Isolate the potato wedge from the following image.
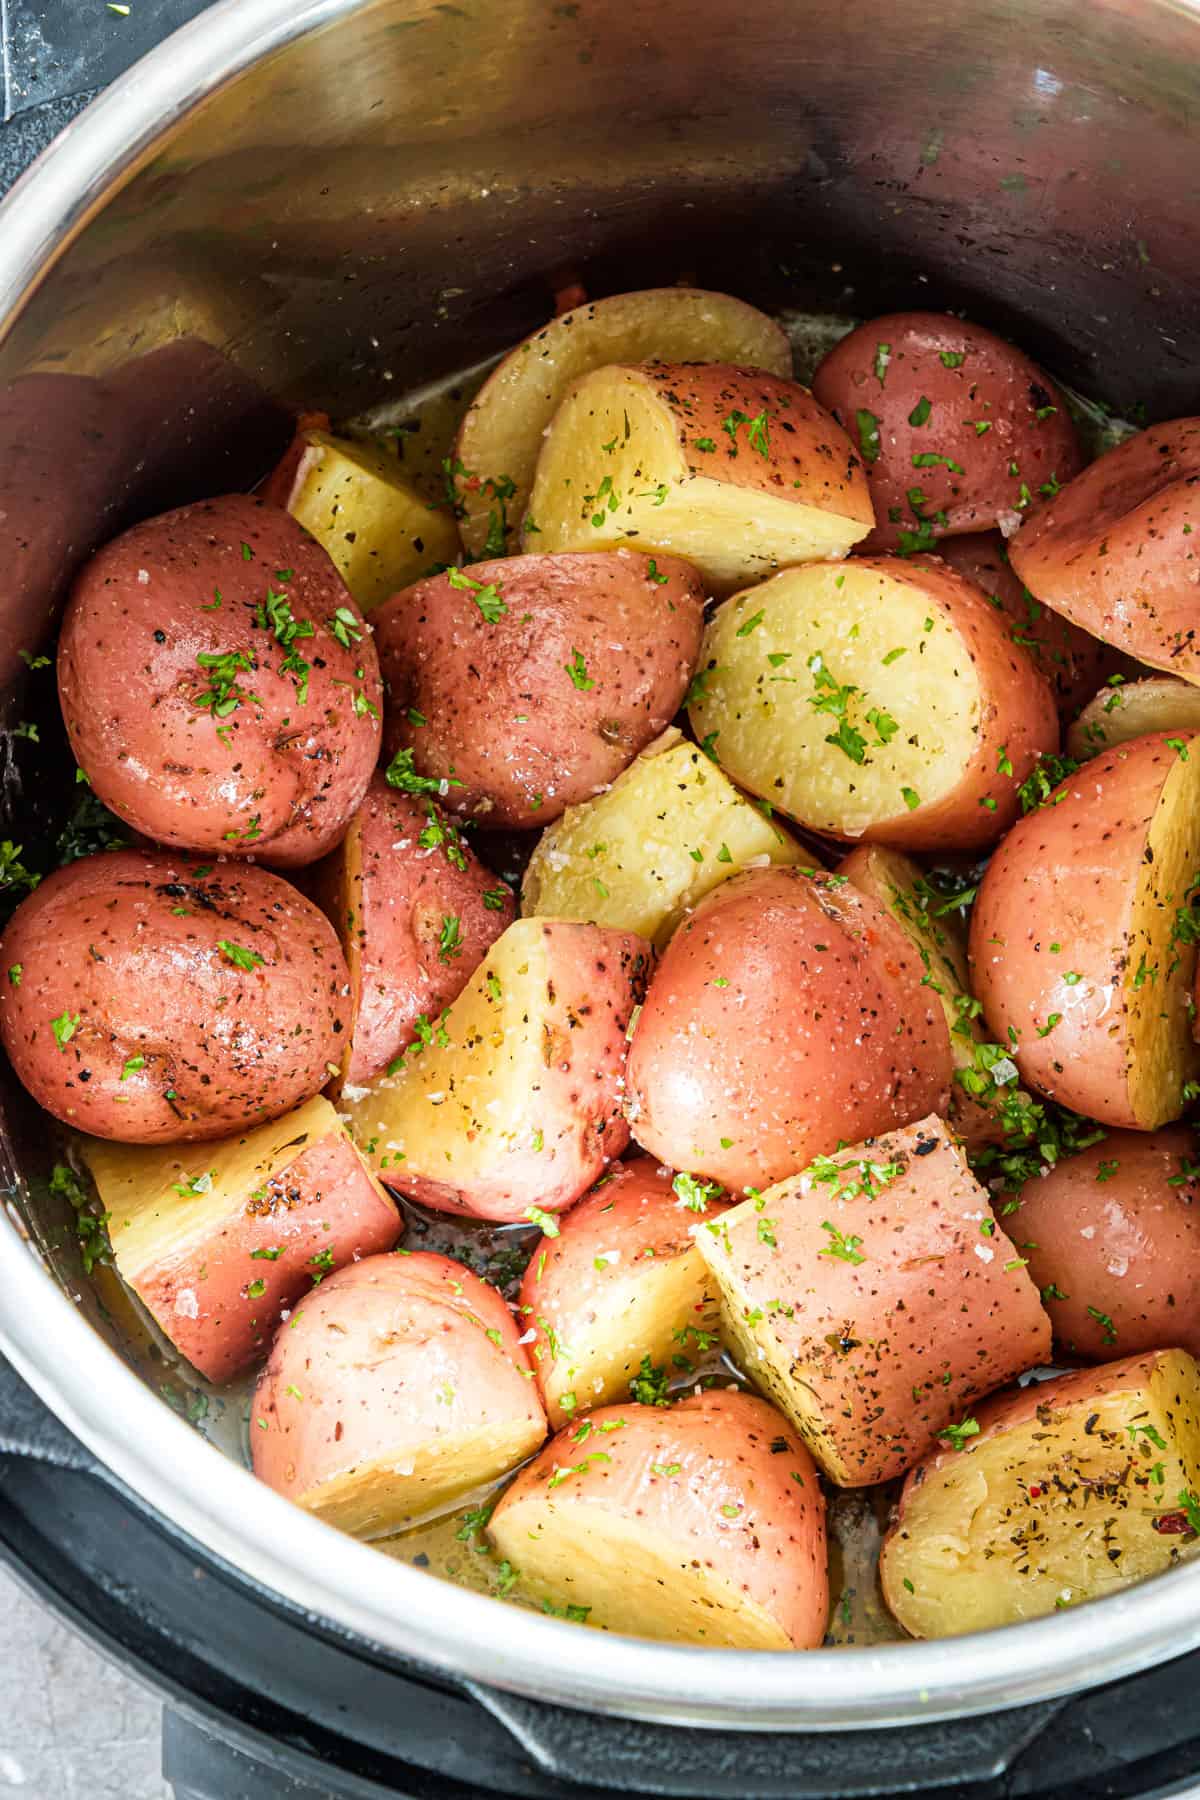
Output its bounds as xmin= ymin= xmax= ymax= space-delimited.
xmin=253 ymin=1251 xmax=546 ymax=1536
xmin=453 ymin=289 xmax=792 ymax=555
xmin=261 ymin=420 xmax=459 ymax=610
xmin=688 ymin=556 xmax=1057 ymax=851
xmin=341 ymin=918 xmax=650 ymax=1221
xmin=525 ymin=362 xmax=873 ymax=593
xmin=79 ymin=1096 xmax=400 ymax=1381
xmin=1067 ymin=675 xmax=1200 ymax=762
xmin=519 ymin=1156 xmax=726 ymax=1428
xmin=520 ymin=728 xmax=805 ymax=949
xmin=880 ymin=1350 xmax=1200 ymax=1636
xmin=968 ymin=732 xmax=1200 ymax=1128
xmin=695 ymin=1115 xmax=1050 ymax=1486
xmin=487 ymin=1392 xmax=827 ymax=1648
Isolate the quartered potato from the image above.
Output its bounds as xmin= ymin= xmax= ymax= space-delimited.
xmin=453 ymin=288 xmax=792 ymax=555
xmin=1067 ymin=675 xmax=1200 ymax=761
xmin=880 ymin=1350 xmax=1200 ymax=1636
xmin=487 ymin=1392 xmax=828 ymax=1648
xmin=969 ymin=732 xmax=1200 ymax=1129
xmin=520 ymin=728 xmax=805 ymax=948
xmin=525 ymin=362 xmax=873 ymax=593
xmin=688 ymin=556 xmax=1057 ymax=851
xmin=694 ymin=1115 xmax=1050 ymax=1486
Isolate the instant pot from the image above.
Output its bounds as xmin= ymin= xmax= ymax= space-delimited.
xmin=3 ymin=1 xmax=1200 ymax=1793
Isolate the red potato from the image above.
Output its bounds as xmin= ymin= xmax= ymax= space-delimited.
xmin=1014 ymin=1127 xmax=1200 ymax=1360
xmin=78 ymin=1095 xmax=400 ymax=1382
xmin=487 ymin=1392 xmax=827 ymax=1648
xmin=519 ymin=1156 xmax=727 ymax=1427
xmin=0 ymin=849 xmax=349 ymax=1144
xmin=935 ymin=532 xmax=1113 ymax=719
xmin=1009 ymin=419 xmax=1200 ymax=681
xmin=373 ymin=549 xmax=704 ymax=828
xmin=811 ymin=312 xmax=1083 ymax=553
xmin=341 ymin=918 xmax=650 ymax=1220
xmin=57 ymin=494 xmax=382 ymax=866
xmin=1067 ymin=675 xmax=1200 ymax=763
xmin=695 ymin=1115 xmax=1050 ymax=1486
xmin=314 ymin=774 xmax=514 ymax=1088
xmin=252 ymin=1251 xmax=546 ymax=1536
xmin=624 ymin=866 xmax=952 ymax=1194
xmin=968 ymin=732 xmax=1200 ymax=1129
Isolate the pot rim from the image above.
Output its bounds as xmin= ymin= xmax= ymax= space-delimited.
xmin=3 ymin=0 xmax=1200 ymax=1730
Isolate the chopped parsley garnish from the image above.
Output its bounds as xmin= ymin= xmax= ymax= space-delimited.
xmin=939 ymin=1417 xmax=980 ymax=1451
xmin=51 ymin=1010 xmax=80 ymax=1050
xmin=385 ymin=747 xmax=463 ymax=797
xmin=193 ymin=649 xmax=258 ymax=718
xmin=447 ymin=565 xmax=507 ymax=622
xmin=908 ymin=396 xmax=932 ymax=427
xmin=217 ymin=941 xmax=265 ymax=972
xmin=437 ymin=915 xmax=463 ymax=962
xmin=629 ymin=1355 xmax=670 ymax=1406
xmin=855 ymin=408 xmax=882 ymax=464
xmin=326 ymin=605 xmax=363 ymax=649
xmin=525 ymin=1204 xmax=561 ymax=1238
xmin=672 ymin=1171 xmax=724 ymax=1212
xmin=119 ymin=1054 xmax=145 ymax=1081
xmin=565 ymin=648 xmax=595 ymax=691
xmin=255 ymin=585 xmax=315 ymax=700
xmin=818 ymin=1219 xmax=866 ymax=1265
xmin=1017 ymin=752 xmax=1079 ymax=814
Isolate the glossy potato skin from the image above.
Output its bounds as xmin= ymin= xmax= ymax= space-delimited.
xmin=811 ymin=313 xmax=1083 ymax=552
xmin=0 ymin=850 xmax=350 ymax=1142
xmin=374 ymin=549 xmax=704 ymax=828
xmin=1009 ymin=420 xmax=1200 ymax=680
xmin=488 ymin=1391 xmax=828 ymax=1649
xmin=316 ymin=775 xmax=514 ymax=1085
xmin=625 ymin=867 xmax=952 ymax=1192
xmin=57 ymin=494 xmax=382 ymax=865
xmin=1016 ymin=1127 xmax=1200 ymax=1360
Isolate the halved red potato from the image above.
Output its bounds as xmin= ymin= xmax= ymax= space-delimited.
xmin=810 ymin=311 xmax=1083 ymax=553
xmin=341 ymin=918 xmax=650 ymax=1220
xmin=520 ymin=728 xmax=805 ymax=949
xmin=487 ymin=1391 xmax=827 ymax=1647
xmin=453 ymin=288 xmax=792 ymax=555
xmin=687 ymin=556 xmax=1058 ymax=852
xmin=968 ymin=732 xmax=1200 ymax=1128
xmin=880 ymin=1349 xmax=1200 ymax=1636
xmin=696 ymin=1115 xmax=1049 ymax=1486
xmin=373 ymin=549 xmax=704 ymax=829
xmin=261 ymin=416 xmax=459 ymax=608
xmin=935 ymin=532 xmax=1113 ymax=719
xmin=1014 ymin=1127 xmax=1200 ymax=1360
xmin=0 ymin=849 xmax=349 ymax=1144
xmin=525 ymin=363 xmax=874 ymax=594
xmin=624 ymin=866 xmax=951 ymax=1193
xmin=314 ymin=774 xmax=513 ymax=1089
xmin=1009 ymin=420 xmax=1200 ymax=681
xmin=56 ymin=495 xmax=382 ymax=866
xmin=78 ymin=1095 xmax=400 ymax=1381
xmin=519 ymin=1156 xmax=727 ymax=1428
xmin=1067 ymin=675 xmax=1200 ymax=762
xmin=252 ymin=1251 xmax=546 ymax=1536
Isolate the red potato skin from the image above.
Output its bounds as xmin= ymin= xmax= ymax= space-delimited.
xmin=57 ymin=494 xmax=382 ymax=866
xmin=252 ymin=1250 xmax=544 ymax=1506
xmin=0 ymin=850 xmax=349 ymax=1143
xmin=935 ymin=532 xmax=1115 ymax=719
xmin=489 ymin=1391 xmax=828 ymax=1649
xmin=811 ymin=313 xmax=1083 ymax=553
xmin=373 ymin=549 xmax=704 ymax=828
xmin=624 ymin=867 xmax=952 ymax=1193
xmin=128 ymin=1131 xmax=401 ymax=1383
xmin=1015 ymin=1127 xmax=1200 ymax=1360
xmin=315 ymin=775 xmax=514 ymax=1085
xmin=1008 ymin=419 xmax=1200 ymax=681
xmin=967 ymin=733 xmax=1184 ymax=1126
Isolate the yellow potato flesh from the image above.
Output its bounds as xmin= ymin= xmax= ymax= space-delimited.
xmin=1127 ymin=743 xmax=1200 ymax=1128
xmin=883 ymin=1352 xmax=1200 ymax=1637
xmin=1068 ymin=677 xmax=1200 ymax=762
xmin=525 ymin=368 xmax=864 ymax=592
xmin=689 ymin=564 xmax=980 ymax=834
xmin=521 ymin=730 xmax=803 ymax=949
xmin=455 ymin=287 xmax=792 ymax=556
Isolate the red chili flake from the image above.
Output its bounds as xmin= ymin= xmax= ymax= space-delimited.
xmin=1152 ymin=1511 xmax=1194 ymax=1535
xmin=1028 ymin=1484 xmax=1043 ymax=1499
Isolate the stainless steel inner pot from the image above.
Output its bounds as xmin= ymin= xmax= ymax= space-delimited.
xmin=1 ymin=0 xmax=1199 ymax=1732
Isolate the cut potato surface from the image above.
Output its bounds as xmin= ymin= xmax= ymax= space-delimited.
xmin=881 ymin=1350 xmax=1200 ymax=1637
xmin=520 ymin=729 xmax=804 ymax=948
xmin=1067 ymin=676 xmax=1200 ymax=762
xmin=695 ymin=1115 xmax=1050 ymax=1486
xmin=525 ymin=362 xmax=873 ymax=593
xmin=688 ymin=556 xmax=1057 ymax=850
xmin=453 ymin=288 xmax=792 ymax=555
xmin=969 ymin=733 xmax=1200 ymax=1129
xmin=487 ymin=1392 xmax=827 ymax=1647
xmin=341 ymin=918 xmax=649 ymax=1220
